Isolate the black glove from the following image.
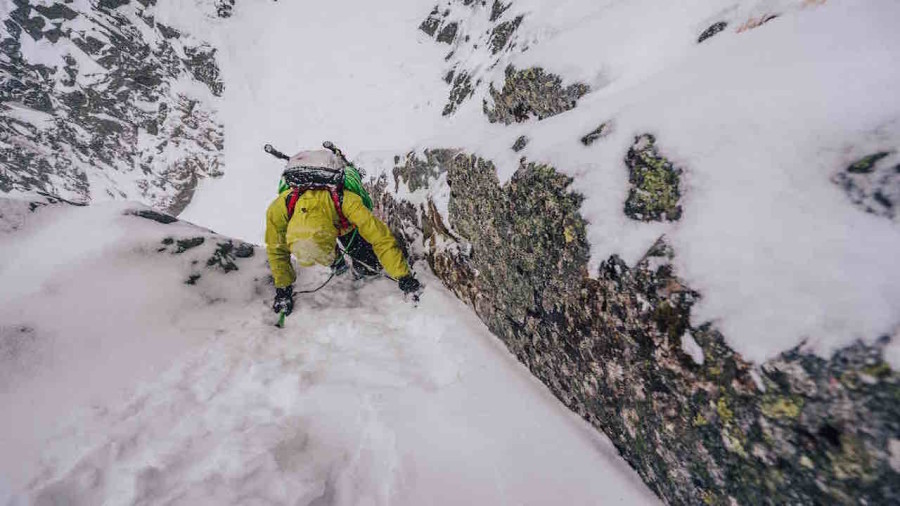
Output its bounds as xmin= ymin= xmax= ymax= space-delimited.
xmin=398 ymin=275 xmax=422 ymax=296
xmin=273 ymin=285 xmax=294 ymax=315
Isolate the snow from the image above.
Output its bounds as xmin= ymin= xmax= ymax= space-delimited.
xmin=5 ymin=0 xmax=900 ymax=501
xmin=0 ymin=200 xmax=656 ymax=504
xmin=681 ymin=332 xmax=705 ymax=366
xmin=182 ymin=0 xmax=900 ymax=366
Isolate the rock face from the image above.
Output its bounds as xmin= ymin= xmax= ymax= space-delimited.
xmin=418 ymin=0 xmax=587 ymax=121
xmin=373 ymin=150 xmax=900 ymax=505
xmin=484 ymin=66 xmax=589 ymax=124
xmin=0 ymin=0 xmax=224 ymax=214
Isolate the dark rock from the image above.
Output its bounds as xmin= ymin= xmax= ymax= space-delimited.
xmin=156 ymin=23 xmax=180 ymax=39
xmin=370 ymin=149 xmax=900 ymax=505
xmin=419 ymin=7 xmax=441 ymax=37
xmin=183 ymin=45 xmax=223 ymax=97
xmin=488 ymin=15 xmax=522 ymax=54
xmin=127 ymin=209 xmax=176 ymax=224
xmin=580 ymin=122 xmax=611 ymax=146
xmin=848 ymin=152 xmax=890 ymax=174
xmin=33 ymin=4 xmax=78 ymax=20
xmin=98 ymin=0 xmax=130 ymax=9
xmin=484 ymin=66 xmax=589 ymax=124
xmin=185 ymin=273 xmax=201 ymax=285
xmin=489 ymin=0 xmax=511 ymax=22
xmin=175 ymin=237 xmax=205 ymax=253
xmin=206 ymin=240 xmax=254 ymax=272
xmin=443 ymin=71 xmax=474 ymax=116
xmin=215 ymin=0 xmax=235 ymax=18
xmin=833 ymin=152 xmax=898 ymax=221
xmin=233 ymin=242 xmax=255 ymax=258
xmin=698 ymin=21 xmax=728 ymax=43
xmin=624 ymin=134 xmax=683 ymax=222
xmin=512 ymin=135 xmax=528 ymax=152
xmin=436 ymin=22 xmax=458 ymax=44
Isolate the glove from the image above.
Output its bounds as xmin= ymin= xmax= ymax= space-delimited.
xmin=398 ymin=275 xmax=422 ymax=298
xmin=273 ymin=285 xmax=294 ymax=315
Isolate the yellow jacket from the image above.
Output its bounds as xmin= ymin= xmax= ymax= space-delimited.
xmin=265 ymin=189 xmax=410 ymax=287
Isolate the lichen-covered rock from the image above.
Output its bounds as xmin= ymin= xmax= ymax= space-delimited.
xmin=370 ymin=149 xmax=900 ymax=505
xmin=0 ymin=0 xmax=224 ymax=214
xmin=624 ymin=134 xmax=683 ymax=222
xmin=833 ymin=151 xmax=898 ymax=221
xmin=393 ymin=149 xmax=459 ymax=192
xmin=484 ymin=66 xmax=589 ymax=124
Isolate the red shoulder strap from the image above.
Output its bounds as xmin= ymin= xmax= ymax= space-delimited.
xmin=286 ymin=188 xmax=301 ymax=220
xmin=330 ymin=188 xmax=352 ymax=230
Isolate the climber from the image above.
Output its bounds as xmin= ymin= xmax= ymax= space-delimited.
xmin=265 ymin=148 xmax=421 ymax=316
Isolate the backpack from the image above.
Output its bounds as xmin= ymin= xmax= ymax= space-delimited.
xmin=277 ymin=149 xmax=374 ymax=230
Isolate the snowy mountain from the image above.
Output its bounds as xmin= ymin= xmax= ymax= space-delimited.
xmin=3 ymin=0 xmax=900 ymax=504
xmin=1 ymin=0 xmax=224 ymax=213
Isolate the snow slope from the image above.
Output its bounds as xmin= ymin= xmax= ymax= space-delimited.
xmin=182 ymin=0 xmax=900 ymax=367
xmin=0 ymin=200 xmax=657 ymax=504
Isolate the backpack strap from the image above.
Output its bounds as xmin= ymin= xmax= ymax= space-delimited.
xmin=329 ymin=187 xmax=352 ymax=230
xmin=286 ymin=187 xmax=301 ymax=220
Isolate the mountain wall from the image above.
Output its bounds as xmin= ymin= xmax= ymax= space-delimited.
xmin=363 ymin=2 xmax=900 ymax=504
xmin=1 ymin=0 xmax=226 ymax=214
xmin=372 ymin=146 xmax=900 ymax=506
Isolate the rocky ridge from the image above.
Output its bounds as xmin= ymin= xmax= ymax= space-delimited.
xmin=418 ymin=1 xmax=589 ymax=121
xmin=1 ymin=0 xmax=225 ymax=214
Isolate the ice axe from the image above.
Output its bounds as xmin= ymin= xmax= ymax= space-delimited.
xmin=264 ymin=144 xmax=290 ymax=161
xmin=322 ymin=140 xmax=349 ymax=165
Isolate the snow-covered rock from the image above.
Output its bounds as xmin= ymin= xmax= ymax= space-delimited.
xmin=0 ymin=0 xmax=224 ymax=213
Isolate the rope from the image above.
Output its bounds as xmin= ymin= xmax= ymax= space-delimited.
xmin=294 ymin=270 xmax=336 ymax=294
xmin=336 ymin=240 xmax=399 ymax=282
xmin=294 ymin=235 xmax=395 ymax=297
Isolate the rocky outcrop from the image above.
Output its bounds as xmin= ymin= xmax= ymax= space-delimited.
xmin=834 ymin=151 xmax=898 ymax=222
xmin=372 ymin=150 xmax=900 ymax=505
xmin=624 ymin=134 xmax=683 ymax=222
xmin=0 ymin=0 xmax=224 ymax=214
xmin=418 ymin=1 xmax=537 ymax=117
xmin=484 ymin=66 xmax=589 ymax=124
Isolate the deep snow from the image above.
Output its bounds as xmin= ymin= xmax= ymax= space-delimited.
xmin=0 ymin=200 xmax=657 ymax=504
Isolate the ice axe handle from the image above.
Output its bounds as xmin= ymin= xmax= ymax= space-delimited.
xmin=322 ymin=141 xmax=350 ymax=165
xmin=264 ymin=144 xmax=290 ymax=161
